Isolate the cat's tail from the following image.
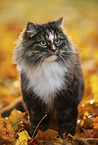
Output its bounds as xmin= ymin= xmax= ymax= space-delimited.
xmin=0 ymin=97 xmax=26 ymax=117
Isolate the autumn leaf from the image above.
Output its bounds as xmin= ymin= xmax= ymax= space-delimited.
xmin=93 ymin=117 xmax=98 ymax=130
xmin=36 ymin=129 xmax=58 ymax=144
xmin=0 ymin=114 xmax=15 ymax=144
xmin=93 ymin=117 xmax=98 ymax=138
xmin=0 ymin=0 xmax=98 ymax=145
xmin=8 ymin=109 xmax=26 ymax=132
xmin=15 ymin=130 xmax=31 ymax=145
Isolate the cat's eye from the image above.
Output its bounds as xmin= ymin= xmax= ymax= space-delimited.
xmin=40 ymin=41 xmax=47 ymax=46
xmin=55 ymin=39 xmax=61 ymax=45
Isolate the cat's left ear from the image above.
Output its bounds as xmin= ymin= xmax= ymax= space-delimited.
xmin=54 ymin=17 xmax=63 ymax=28
xmin=26 ymin=22 xmax=39 ymax=37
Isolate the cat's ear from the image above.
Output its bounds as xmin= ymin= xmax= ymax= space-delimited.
xmin=54 ymin=17 xmax=63 ymax=28
xmin=26 ymin=22 xmax=38 ymax=37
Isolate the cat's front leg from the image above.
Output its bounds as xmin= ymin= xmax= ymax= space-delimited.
xmin=58 ymin=108 xmax=78 ymax=139
xmin=28 ymin=107 xmax=49 ymax=137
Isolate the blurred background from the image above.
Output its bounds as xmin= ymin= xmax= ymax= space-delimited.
xmin=0 ymin=0 xmax=98 ymax=110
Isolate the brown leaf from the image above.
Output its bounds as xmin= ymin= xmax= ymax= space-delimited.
xmin=93 ymin=117 xmax=98 ymax=138
xmin=36 ymin=129 xmax=58 ymax=145
xmin=0 ymin=114 xmax=15 ymax=144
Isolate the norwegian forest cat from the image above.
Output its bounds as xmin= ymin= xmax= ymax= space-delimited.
xmin=14 ymin=18 xmax=84 ymax=138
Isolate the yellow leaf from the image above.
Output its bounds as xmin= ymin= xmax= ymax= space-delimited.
xmin=8 ymin=109 xmax=26 ymax=131
xmin=15 ymin=130 xmax=31 ymax=145
xmin=80 ymin=119 xmax=84 ymax=127
xmin=83 ymin=111 xmax=89 ymax=120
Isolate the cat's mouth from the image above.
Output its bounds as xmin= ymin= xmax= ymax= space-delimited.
xmin=45 ymin=55 xmax=58 ymax=62
xmin=45 ymin=49 xmax=60 ymax=62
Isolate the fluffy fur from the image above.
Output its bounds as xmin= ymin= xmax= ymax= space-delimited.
xmin=26 ymin=61 xmax=67 ymax=104
xmin=14 ymin=18 xmax=84 ymax=138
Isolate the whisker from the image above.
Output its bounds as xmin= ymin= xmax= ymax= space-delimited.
xmin=67 ymin=57 xmax=75 ymax=64
xmin=61 ymin=53 xmax=75 ymax=65
xmin=32 ymin=53 xmax=46 ymax=66
xmin=32 ymin=51 xmax=46 ymax=54
xmin=61 ymin=53 xmax=69 ymax=57
xmin=37 ymin=55 xmax=46 ymax=68
xmin=59 ymin=55 xmax=68 ymax=66
xmin=66 ymin=51 xmax=77 ymax=53
xmin=32 ymin=54 xmax=43 ymax=64
xmin=61 ymin=50 xmax=77 ymax=54
xmin=61 ymin=50 xmax=82 ymax=58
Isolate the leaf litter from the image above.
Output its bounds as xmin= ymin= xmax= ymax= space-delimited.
xmin=0 ymin=0 xmax=98 ymax=144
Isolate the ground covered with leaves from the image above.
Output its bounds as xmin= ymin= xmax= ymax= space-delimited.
xmin=0 ymin=0 xmax=98 ymax=144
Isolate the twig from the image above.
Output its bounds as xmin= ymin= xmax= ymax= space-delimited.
xmin=0 ymin=97 xmax=22 ymax=115
xmin=85 ymin=138 xmax=98 ymax=142
xmin=68 ymin=134 xmax=90 ymax=145
xmin=28 ymin=114 xmax=47 ymax=145
xmin=14 ymin=127 xmax=24 ymax=138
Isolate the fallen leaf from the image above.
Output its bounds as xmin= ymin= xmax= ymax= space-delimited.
xmin=0 ymin=114 xmax=15 ymax=144
xmin=36 ymin=129 xmax=58 ymax=145
xmin=8 ymin=109 xmax=26 ymax=132
xmin=15 ymin=129 xmax=31 ymax=145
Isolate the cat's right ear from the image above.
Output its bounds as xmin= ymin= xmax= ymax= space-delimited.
xmin=26 ymin=22 xmax=38 ymax=37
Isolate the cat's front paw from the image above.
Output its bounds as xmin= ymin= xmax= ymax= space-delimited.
xmin=39 ymin=124 xmax=48 ymax=132
xmin=58 ymin=124 xmax=76 ymax=139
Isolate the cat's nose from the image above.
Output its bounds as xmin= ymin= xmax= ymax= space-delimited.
xmin=51 ymin=45 xmax=57 ymax=53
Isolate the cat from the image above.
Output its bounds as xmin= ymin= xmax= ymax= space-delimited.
xmin=14 ymin=18 xmax=84 ymax=138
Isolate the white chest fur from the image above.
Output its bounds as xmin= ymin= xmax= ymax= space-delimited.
xmin=24 ymin=61 xmax=67 ymax=104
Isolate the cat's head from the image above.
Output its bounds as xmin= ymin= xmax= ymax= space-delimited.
xmin=15 ymin=18 xmax=76 ymax=70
